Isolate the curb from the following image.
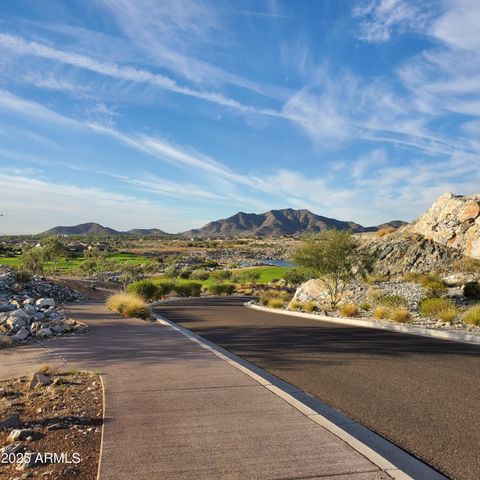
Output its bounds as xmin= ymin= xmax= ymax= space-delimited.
xmin=153 ymin=312 xmax=447 ymax=480
xmin=96 ymin=374 xmax=106 ymax=480
xmin=246 ymin=302 xmax=480 ymax=346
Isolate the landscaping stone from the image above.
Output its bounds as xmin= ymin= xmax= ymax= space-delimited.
xmin=29 ymin=372 xmax=52 ymax=389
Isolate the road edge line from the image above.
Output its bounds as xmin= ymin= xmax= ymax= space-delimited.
xmin=153 ymin=312 xmax=447 ymax=480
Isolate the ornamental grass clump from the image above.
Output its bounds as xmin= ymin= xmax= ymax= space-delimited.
xmin=268 ymin=298 xmax=286 ymax=309
xmin=462 ymin=305 xmax=480 ymax=326
xmin=259 ymin=290 xmax=291 ymax=307
xmin=390 ymin=308 xmax=411 ymax=323
xmin=106 ymin=292 xmax=151 ymax=320
xmin=207 ymin=283 xmax=235 ymax=295
xmin=420 ymin=297 xmax=456 ymax=319
xmin=339 ymin=303 xmax=358 ymax=317
xmin=373 ymin=306 xmax=388 ymax=319
xmin=303 ymin=301 xmax=318 ymax=313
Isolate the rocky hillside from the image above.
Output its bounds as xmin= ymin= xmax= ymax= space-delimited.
xmin=183 ymin=208 xmax=405 ymax=238
xmin=408 ymin=192 xmax=480 ymax=259
xmin=360 ymin=230 xmax=465 ymax=275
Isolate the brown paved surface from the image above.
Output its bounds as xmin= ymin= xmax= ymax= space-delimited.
xmin=0 ymin=302 xmax=394 ymax=480
xmin=155 ymin=296 xmax=480 ymax=480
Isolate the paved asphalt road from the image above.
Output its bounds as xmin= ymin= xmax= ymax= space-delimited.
xmin=155 ymin=297 xmax=480 ymax=480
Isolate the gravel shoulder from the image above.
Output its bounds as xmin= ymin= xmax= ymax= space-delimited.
xmin=0 ymin=370 xmax=103 ymax=480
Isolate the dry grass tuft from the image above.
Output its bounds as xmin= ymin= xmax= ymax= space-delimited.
xmin=106 ymin=292 xmax=151 ymax=320
xmin=390 ymin=308 xmax=411 ymax=323
xmin=373 ymin=306 xmax=388 ymax=319
xmin=462 ymin=305 xmax=480 ymax=326
xmin=339 ymin=303 xmax=359 ymax=317
xmin=376 ymin=226 xmax=396 ymax=237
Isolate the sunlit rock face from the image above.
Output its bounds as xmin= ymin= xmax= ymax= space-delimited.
xmin=410 ymin=192 xmax=480 ymax=259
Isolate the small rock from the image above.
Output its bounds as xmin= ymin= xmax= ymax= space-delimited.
xmin=0 ymin=442 xmax=23 ymax=455
xmin=36 ymin=298 xmax=55 ymax=309
xmin=0 ymin=413 xmax=21 ymax=431
xmin=29 ymin=372 xmax=52 ymax=389
xmin=8 ymin=428 xmax=35 ymax=442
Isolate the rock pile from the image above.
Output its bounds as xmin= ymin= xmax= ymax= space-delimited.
xmin=0 ymin=269 xmax=87 ymax=347
xmin=409 ymin=192 xmax=480 ymax=259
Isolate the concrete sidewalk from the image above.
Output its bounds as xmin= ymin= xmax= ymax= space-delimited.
xmin=2 ymin=302 xmax=393 ymax=480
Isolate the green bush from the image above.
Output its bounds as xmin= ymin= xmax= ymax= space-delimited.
xmin=179 ymin=268 xmax=192 ymax=279
xmin=377 ymin=295 xmax=408 ymax=309
xmin=283 ymin=269 xmax=308 ymax=285
xmin=156 ymin=281 xmax=176 ymax=297
xmin=127 ymin=280 xmax=159 ymax=301
xmin=163 ymin=264 xmax=179 ymax=278
xmin=16 ymin=270 xmax=32 ymax=285
xmin=462 ymin=305 xmax=480 ymax=326
xmin=190 ymin=269 xmax=210 ymax=281
xmin=174 ymin=282 xmax=202 ymax=297
xmin=212 ymin=270 xmax=232 ymax=282
xmin=207 ymin=283 xmax=235 ymax=295
xmin=420 ymin=297 xmax=456 ymax=318
xmin=463 ymin=282 xmax=480 ymax=300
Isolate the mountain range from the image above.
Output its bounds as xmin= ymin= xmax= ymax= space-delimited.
xmin=41 ymin=210 xmax=407 ymax=237
xmin=42 ymin=223 xmax=170 ymax=237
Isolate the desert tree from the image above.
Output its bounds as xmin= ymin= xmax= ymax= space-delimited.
xmin=292 ymin=230 xmax=375 ymax=309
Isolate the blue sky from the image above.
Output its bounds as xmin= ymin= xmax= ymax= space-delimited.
xmin=1 ymin=0 xmax=479 ymax=234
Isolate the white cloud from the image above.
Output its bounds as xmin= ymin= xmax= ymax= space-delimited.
xmin=353 ymin=0 xmax=430 ymax=42
xmin=0 ymin=174 xmax=197 ymax=234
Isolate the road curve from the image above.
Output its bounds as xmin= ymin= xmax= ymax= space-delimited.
xmin=155 ymin=296 xmax=480 ymax=480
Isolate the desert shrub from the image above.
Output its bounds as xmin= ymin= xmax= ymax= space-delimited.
xmin=127 ymin=280 xmax=158 ymax=301
xmin=463 ymin=281 xmax=480 ymax=300
xmin=340 ymin=303 xmax=358 ymax=317
xmin=374 ymin=306 xmax=388 ymax=319
xmin=234 ymin=270 xmax=261 ymax=284
xmin=208 ymin=283 xmax=235 ymax=295
xmin=106 ymin=292 xmax=150 ymax=319
xmin=174 ymin=282 xmax=202 ymax=297
xmin=179 ymin=268 xmax=192 ymax=279
xmin=452 ymin=257 xmax=480 ymax=274
xmin=283 ymin=269 xmax=309 ymax=285
xmin=462 ymin=305 xmax=480 ymax=326
xmin=390 ymin=308 xmax=411 ymax=323
xmin=190 ymin=269 xmax=210 ymax=281
xmin=375 ymin=226 xmax=396 ymax=237
xmin=303 ymin=301 xmax=318 ymax=313
xmin=268 ymin=298 xmax=286 ymax=309
xmin=420 ymin=297 xmax=456 ymax=318
xmin=18 ymin=247 xmax=44 ymax=275
xmin=156 ymin=281 xmax=176 ymax=297
xmin=359 ymin=302 xmax=371 ymax=311
xmin=377 ymin=295 xmax=408 ymax=309
xmin=212 ymin=270 xmax=233 ymax=282
xmin=438 ymin=307 xmax=458 ymax=323
xmin=402 ymin=272 xmax=422 ymax=283
xmin=163 ymin=264 xmax=179 ymax=278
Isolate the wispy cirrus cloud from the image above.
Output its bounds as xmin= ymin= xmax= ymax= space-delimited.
xmin=353 ymin=0 xmax=431 ymax=42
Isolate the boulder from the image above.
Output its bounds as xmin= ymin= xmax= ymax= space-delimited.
xmin=0 ymin=442 xmax=23 ymax=455
xmin=7 ymin=316 xmax=27 ymax=330
xmin=13 ymin=327 xmax=29 ymax=342
xmin=0 ymin=303 xmax=16 ymax=313
xmin=293 ymin=279 xmax=329 ymax=303
xmin=36 ymin=298 xmax=55 ymax=309
xmin=409 ymin=192 xmax=480 ymax=259
xmin=35 ymin=328 xmax=53 ymax=339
